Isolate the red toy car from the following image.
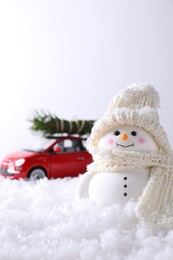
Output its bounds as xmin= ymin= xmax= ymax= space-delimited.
xmin=0 ymin=135 xmax=92 ymax=180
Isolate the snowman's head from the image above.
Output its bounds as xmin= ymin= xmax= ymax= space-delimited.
xmin=98 ymin=125 xmax=159 ymax=152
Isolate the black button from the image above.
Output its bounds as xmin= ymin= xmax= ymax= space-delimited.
xmin=124 ymin=185 xmax=127 ymax=188
xmin=124 ymin=193 xmax=127 ymax=196
xmin=124 ymin=177 xmax=127 ymax=180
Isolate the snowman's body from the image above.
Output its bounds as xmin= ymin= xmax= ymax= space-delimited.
xmin=79 ymin=125 xmax=159 ymax=206
xmin=88 ymin=168 xmax=150 ymax=206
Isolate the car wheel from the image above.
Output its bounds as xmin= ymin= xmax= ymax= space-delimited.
xmin=28 ymin=168 xmax=46 ymax=180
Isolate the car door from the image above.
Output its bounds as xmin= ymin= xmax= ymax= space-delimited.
xmin=49 ymin=139 xmax=92 ymax=178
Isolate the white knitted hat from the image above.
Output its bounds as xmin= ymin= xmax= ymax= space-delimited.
xmin=88 ymin=82 xmax=171 ymax=153
xmin=88 ymin=82 xmax=173 ymax=228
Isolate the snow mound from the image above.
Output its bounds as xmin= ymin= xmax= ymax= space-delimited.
xmin=0 ymin=176 xmax=172 ymax=260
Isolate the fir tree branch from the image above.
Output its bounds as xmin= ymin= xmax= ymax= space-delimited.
xmin=30 ymin=111 xmax=95 ymax=136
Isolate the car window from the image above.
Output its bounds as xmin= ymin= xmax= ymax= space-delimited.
xmin=64 ymin=140 xmax=73 ymax=150
xmin=81 ymin=139 xmax=87 ymax=150
xmin=63 ymin=140 xmax=78 ymax=152
xmin=53 ymin=139 xmax=86 ymax=153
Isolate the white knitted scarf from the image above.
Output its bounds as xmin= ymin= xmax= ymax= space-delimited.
xmin=87 ymin=148 xmax=173 ymax=227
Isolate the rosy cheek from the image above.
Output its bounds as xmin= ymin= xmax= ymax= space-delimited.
xmin=108 ymin=139 xmax=114 ymax=145
xmin=138 ymin=137 xmax=146 ymax=144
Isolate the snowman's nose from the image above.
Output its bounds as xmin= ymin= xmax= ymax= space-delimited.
xmin=121 ymin=133 xmax=128 ymax=140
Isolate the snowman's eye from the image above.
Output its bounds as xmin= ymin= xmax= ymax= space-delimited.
xmin=114 ymin=130 xmax=120 ymax=136
xmin=131 ymin=131 xmax=137 ymax=136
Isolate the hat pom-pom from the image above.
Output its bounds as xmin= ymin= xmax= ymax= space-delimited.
xmin=107 ymin=82 xmax=160 ymax=113
xmin=124 ymin=82 xmax=160 ymax=109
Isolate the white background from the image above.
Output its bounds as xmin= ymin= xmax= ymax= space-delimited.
xmin=0 ymin=3 xmax=173 ymax=258
xmin=0 ymin=0 xmax=173 ymax=158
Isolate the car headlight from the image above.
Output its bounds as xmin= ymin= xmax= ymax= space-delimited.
xmin=15 ymin=158 xmax=25 ymax=167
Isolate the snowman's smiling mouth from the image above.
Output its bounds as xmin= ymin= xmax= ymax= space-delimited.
xmin=116 ymin=143 xmax=134 ymax=148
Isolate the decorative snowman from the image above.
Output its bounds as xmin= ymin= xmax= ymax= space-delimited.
xmin=88 ymin=125 xmax=159 ymax=206
xmin=78 ymin=83 xmax=173 ymax=227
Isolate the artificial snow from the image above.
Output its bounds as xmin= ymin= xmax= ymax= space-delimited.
xmin=0 ymin=176 xmax=172 ymax=260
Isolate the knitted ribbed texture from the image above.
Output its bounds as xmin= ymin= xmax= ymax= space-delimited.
xmin=89 ymin=83 xmax=170 ymax=153
xmin=88 ymin=149 xmax=173 ymax=172
xmin=87 ymin=149 xmax=173 ymax=227
xmin=86 ymin=82 xmax=173 ymax=227
xmin=89 ymin=109 xmax=170 ymax=152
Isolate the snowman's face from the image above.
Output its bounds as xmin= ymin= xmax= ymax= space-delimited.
xmin=98 ymin=125 xmax=159 ymax=152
